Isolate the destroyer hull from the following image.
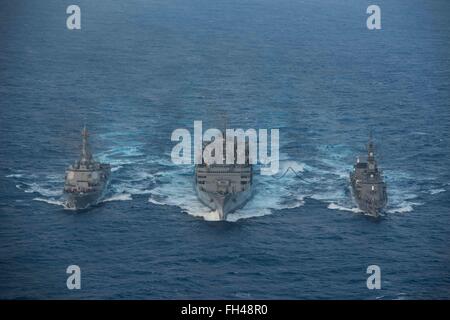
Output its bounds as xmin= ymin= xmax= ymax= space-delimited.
xmin=64 ymin=192 xmax=101 ymax=210
xmin=195 ymin=185 xmax=252 ymax=220
xmin=63 ymin=180 xmax=109 ymax=210
xmin=352 ymin=195 xmax=386 ymax=217
xmin=350 ymin=174 xmax=387 ymax=217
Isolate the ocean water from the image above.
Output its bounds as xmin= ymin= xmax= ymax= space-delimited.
xmin=1 ymin=0 xmax=449 ymax=299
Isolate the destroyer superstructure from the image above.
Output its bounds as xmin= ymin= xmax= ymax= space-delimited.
xmin=63 ymin=127 xmax=111 ymax=209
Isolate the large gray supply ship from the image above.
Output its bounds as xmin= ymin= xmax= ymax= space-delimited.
xmin=195 ymin=135 xmax=253 ymax=221
xmin=350 ymin=136 xmax=387 ymax=216
xmin=63 ymin=127 xmax=111 ymax=209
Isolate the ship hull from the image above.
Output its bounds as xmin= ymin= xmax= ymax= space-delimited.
xmin=350 ymin=173 xmax=387 ymax=217
xmin=195 ymin=185 xmax=252 ymax=220
xmin=63 ymin=127 xmax=111 ymax=210
xmin=64 ymin=191 xmax=102 ymax=210
xmin=352 ymin=195 xmax=386 ymax=217
xmin=63 ymin=179 xmax=110 ymax=210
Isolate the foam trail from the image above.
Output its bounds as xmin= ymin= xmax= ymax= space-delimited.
xmin=304 ymin=144 xmax=434 ymax=215
xmin=327 ymin=203 xmax=362 ymax=213
xmin=103 ymin=193 xmax=132 ymax=202
xmin=387 ymin=201 xmax=423 ymax=214
xmin=22 ymin=183 xmax=62 ymax=197
xmin=33 ymin=197 xmax=67 ymax=207
xmin=6 ymin=131 xmax=160 ymax=209
xmin=148 ymin=159 xmax=308 ymax=222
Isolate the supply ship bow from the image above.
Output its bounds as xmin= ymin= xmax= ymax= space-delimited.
xmin=195 ymin=134 xmax=253 ymax=220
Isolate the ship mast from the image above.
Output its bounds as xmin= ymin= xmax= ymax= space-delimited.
xmin=367 ymin=131 xmax=375 ymax=162
xmin=367 ymin=131 xmax=377 ymax=171
xmin=80 ymin=126 xmax=93 ymax=164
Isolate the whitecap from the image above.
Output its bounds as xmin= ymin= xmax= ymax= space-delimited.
xmin=111 ymin=165 xmax=123 ymax=172
xmin=6 ymin=174 xmax=24 ymax=178
xmin=429 ymin=188 xmax=445 ymax=195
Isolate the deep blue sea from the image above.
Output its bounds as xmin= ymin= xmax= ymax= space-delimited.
xmin=1 ymin=0 xmax=449 ymax=299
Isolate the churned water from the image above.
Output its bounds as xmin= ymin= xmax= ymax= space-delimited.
xmin=0 ymin=0 xmax=449 ymax=299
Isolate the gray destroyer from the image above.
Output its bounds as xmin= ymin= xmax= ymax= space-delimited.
xmin=350 ymin=137 xmax=387 ymax=216
xmin=63 ymin=127 xmax=111 ymax=209
xmin=195 ymin=136 xmax=253 ymax=221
